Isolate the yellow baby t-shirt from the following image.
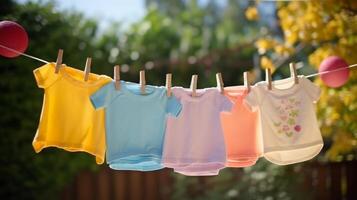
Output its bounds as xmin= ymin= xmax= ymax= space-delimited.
xmin=33 ymin=63 xmax=111 ymax=164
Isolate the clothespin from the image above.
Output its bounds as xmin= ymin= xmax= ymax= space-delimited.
xmin=265 ymin=68 xmax=272 ymax=90
xmin=54 ymin=49 xmax=63 ymax=74
xmin=84 ymin=57 xmax=92 ymax=82
xmin=190 ymin=74 xmax=198 ymax=97
xmin=289 ymin=62 xmax=299 ymax=84
xmin=216 ymin=73 xmax=224 ymax=94
xmin=140 ymin=70 xmax=146 ymax=94
xmin=114 ymin=65 xmax=121 ymax=90
xmin=243 ymin=71 xmax=250 ymax=93
xmin=166 ymin=73 xmax=172 ymax=97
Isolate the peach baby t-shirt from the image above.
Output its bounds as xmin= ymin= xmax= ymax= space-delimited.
xmin=33 ymin=63 xmax=111 ymax=164
xmin=220 ymin=86 xmax=263 ymax=167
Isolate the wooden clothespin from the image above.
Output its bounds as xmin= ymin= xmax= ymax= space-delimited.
xmin=114 ymin=65 xmax=121 ymax=90
xmin=54 ymin=49 xmax=63 ymax=74
xmin=84 ymin=57 xmax=92 ymax=82
xmin=243 ymin=71 xmax=250 ymax=93
xmin=289 ymin=62 xmax=299 ymax=84
xmin=265 ymin=68 xmax=272 ymax=90
xmin=166 ymin=73 xmax=172 ymax=97
xmin=139 ymin=70 xmax=146 ymax=94
xmin=190 ymin=74 xmax=198 ymax=97
xmin=216 ymin=73 xmax=224 ymax=94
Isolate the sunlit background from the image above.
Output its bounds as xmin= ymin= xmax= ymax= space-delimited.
xmin=1 ymin=0 xmax=356 ymax=199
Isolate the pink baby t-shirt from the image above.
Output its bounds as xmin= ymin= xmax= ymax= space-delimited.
xmin=162 ymin=87 xmax=233 ymax=176
xmin=220 ymin=86 xmax=263 ymax=167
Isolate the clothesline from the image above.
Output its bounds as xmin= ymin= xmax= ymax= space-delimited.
xmin=0 ymin=44 xmax=49 ymax=64
xmin=1 ymin=43 xmax=356 ymax=80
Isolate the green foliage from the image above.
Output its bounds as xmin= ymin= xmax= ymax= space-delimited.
xmin=0 ymin=0 xmax=257 ymax=198
xmin=0 ymin=1 xmax=103 ymax=199
xmin=170 ymin=160 xmax=310 ymax=200
xmin=0 ymin=0 xmax=318 ymax=199
xmin=110 ymin=0 xmax=258 ymax=88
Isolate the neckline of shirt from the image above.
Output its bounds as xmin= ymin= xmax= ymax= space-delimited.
xmin=121 ymin=81 xmax=161 ymax=99
xmin=223 ymin=86 xmax=248 ymax=102
xmin=257 ymin=76 xmax=304 ymax=96
xmin=56 ymin=63 xmax=109 ymax=88
xmin=174 ymin=87 xmax=219 ymax=102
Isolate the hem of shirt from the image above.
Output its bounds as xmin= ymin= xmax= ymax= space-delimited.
xmin=109 ymin=163 xmax=164 ymax=171
xmin=225 ymin=157 xmax=259 ymax=168
xmin=33 ymin=140 xmax=104 ymax=164
xmin=264 ymin=140 xmax=323 ymax=153
xmin=164 ymin=161 xmax=225 ymax=176
xmin=108 ymin=150 xmax=162 ymax=161
xmin=162 ymin=157 xmax=225 ymax=163
xmin=172 ymin=163 xmax=225 ymax=176
xmin=263 ymin=140 xmax=323 ymax=165
xmin=227 ymin=154 xmax=260 ymax=159
xmin=174 ymin=169 xmax=220 ymax=176
xmin=107 ymin=154 xmax=163 ymax=171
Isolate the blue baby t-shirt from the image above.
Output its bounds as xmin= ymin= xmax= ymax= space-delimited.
xmin=90 ymin=81 xmax=182 ymax=171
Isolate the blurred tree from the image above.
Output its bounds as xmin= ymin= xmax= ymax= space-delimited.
xmin=251 ymin=0 xmax=357 ymax=162
xmin=0 ymin=0 xmax=260 ymax=198
xmin=170 ymin=160 xmax=309 ymax=200
xmin=0 ymin=0 xmax=111 ymax=199
xmin=0 ymin=0 xmax=332 ymax=199
xmin=112 ymin=0 xmax=260 ymax=88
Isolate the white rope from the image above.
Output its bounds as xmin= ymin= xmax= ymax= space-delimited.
xmin=0 ymin=44 xmax=49 ymax=64
xmin=305 ymin=64 xmax=357 ymax=78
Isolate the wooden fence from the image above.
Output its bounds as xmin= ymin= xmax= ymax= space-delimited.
xmin=61 ymin=160 xmax=357 ymax=200
xmin=302 ymin=161 xmax=357 ymax=200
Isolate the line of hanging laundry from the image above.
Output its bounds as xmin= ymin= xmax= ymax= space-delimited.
xmin=31 ymin=60 xmax=325 ymax=175
xmin=2 ymin=44 xmax=356 ymax=175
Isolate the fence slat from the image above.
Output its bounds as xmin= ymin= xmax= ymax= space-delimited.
xmin=76 ymin=171 xmax=94 ymax=200
xmin=144 ymin=171 xmax=159 ymax=200
xmin=96 ymin=167 xmax=111 ymax=200
xmin=158 ymin=169 xmax=172 ymax=200
xmin=330 ymin=163 xmax=342 ymax=200
xmin=61 ymin=161 xmax=357 ymax=200
xmin=129 ymin=171 xmax=144 ymax=200
xmin=302 ymin=165 xmax=314 ymax=197
xmin=346 ymin=161 xmax=357 ymax=200
xmin=112 ymin=171 xmax=127 ymax=200
xmin=316 ymin=164 xmax=329 ymax=200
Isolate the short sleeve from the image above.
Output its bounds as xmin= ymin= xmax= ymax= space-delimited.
xmin=302 ymin=77 xmax=321 ymax=103
xmin=90 ymin=82 xmax=114 ymax=109
xmin=243 ymin=87 xmax=259 ymax=112
xmin=33 ymin=63 xmax=58 ymax=88
xmin=220 ymin=95 xmax=233 ymax=112
xmin=166 ymin=96 xmax=182 ymax=117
